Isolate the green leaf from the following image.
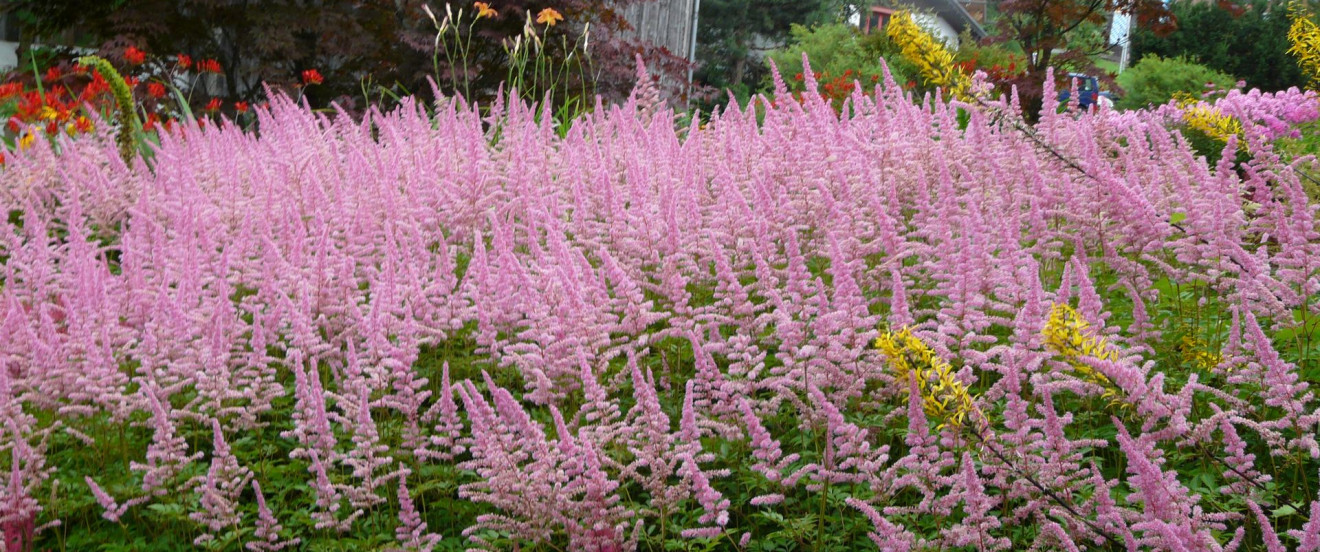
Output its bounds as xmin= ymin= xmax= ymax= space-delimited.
xmin=1272 ymin=504 xmax=1298 ymax=517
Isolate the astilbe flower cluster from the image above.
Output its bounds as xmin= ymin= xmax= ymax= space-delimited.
xmin=0 ymin=56 xmax=1317 ymax=550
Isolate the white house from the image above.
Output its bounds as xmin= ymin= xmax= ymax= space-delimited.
xmin=1 ymin=10 xmax=19 ymax=71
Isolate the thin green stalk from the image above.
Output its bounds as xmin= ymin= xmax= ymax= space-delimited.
xmin=30 ymin=52 xmax=44 ymax=98
xmin=815 ymin=479 xmax=829 ymax=551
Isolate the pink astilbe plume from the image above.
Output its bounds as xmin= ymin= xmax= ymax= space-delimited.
xmin=418 ymin=361 xmax=465 ymax=462
xmin=738 ymin=397 xmax=799 ymax=483
xmin=247 ymin=480 xmax=300 ymax=552
xmin=1245 ymin=500 xmax=1287 ymax=552
xmin=1289 ymin=498 xmax=1320 ymax=552
xmin=189 ymin=420 xmax=254 ymax=543
xmin=131 ymin=386 xmax=202 ymax=496
xmin=1210 ymin=405 xmax=1270 ymax=496
xmin=2 ymin=47 xmax=1319 ymax=552
xmin=796 ymin=386 xmax=887 ymax=489
xmin=847 ymin=496 xmax=916 ymax=552
xmin=1114 ymin=421 xmax=1220 ymax=551
xmin=941 ymin=452 xmax=1010 ymax=551
xmin=619 ymin=355 xmax=685 ymax=512
xmin=84 ymin=476 xmax=137 ymax=523
xmin=562 ymin=439 xmax=635 ymax=551
xmin=393 ymin=469 xmax=441 ymax=552
xmin=877 ymin=376 xmax=956 ymax=517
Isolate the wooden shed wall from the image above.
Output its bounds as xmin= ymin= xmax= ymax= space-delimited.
xmin=618 ymin=0 xmax=698 ymax=60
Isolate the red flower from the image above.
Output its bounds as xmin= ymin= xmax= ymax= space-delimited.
xmin=234 ymin=101 xmax=250 ymax=114
xmin=44 ymin=67 xmax=61 ymax=83
xmin=124 ymin=46 xmax=146 ymax=65
xmin=301 ymin=69 xmax=324 ymax=86
xmin=198 ymin=59 xmax=222 ymax=74
xmin=204 ymin=98 xmax=222 ymax=112
xmin=81 ymin=73 xmax=111 ymax=102
xmin=147 ymin=82 xmax=167 ymax=99
xmin=15 ymin=91 xmax=43 ymax=121
xmin=72 ymin=115 xmax=93 ymax=134
xmin=124 ymin=76 xmax=140 ymax=88
xmin=0 ymin=82 xmax=22 ymax=100
xmin=177 ymin=54 xmax=192 ymax=70
xmin=6 ymin=117 xmax=20 ymax=133
xmin=144 ymin=113 xmax=159 ymax=132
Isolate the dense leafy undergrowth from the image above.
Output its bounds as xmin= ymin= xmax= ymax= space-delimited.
xmin=1 ymin=68 xmax=1319 ymax=552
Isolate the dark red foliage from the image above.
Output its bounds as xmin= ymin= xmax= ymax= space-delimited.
xmin=5 ymin=0 xmax=694 ymax=110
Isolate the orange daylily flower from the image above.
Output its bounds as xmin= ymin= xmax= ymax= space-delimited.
xmin=474 ymin=2 xmax=497 ymax=18
xmin=535 ymin=7 xmax=562 ymax=26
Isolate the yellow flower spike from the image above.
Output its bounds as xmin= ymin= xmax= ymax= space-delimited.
xmin=875 ymin=327 xmax=981 ymax=432
xmin=474 ymin=1 xmax=497 ymax=19
xmin=535 ymin=7 xmax=563 ymax=26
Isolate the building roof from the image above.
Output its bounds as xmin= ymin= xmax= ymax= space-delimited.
xmin=907 ymin=0 xmax=988 ymax=40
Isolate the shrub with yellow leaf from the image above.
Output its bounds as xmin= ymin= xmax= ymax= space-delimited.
xmin=875 ymin=328 xmax=980 ymax=431
xmin=885 ymin=11 xmax=970 ymax=100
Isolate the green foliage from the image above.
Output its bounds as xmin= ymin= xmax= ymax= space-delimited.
xmin=694 ymin=0 xmax=832 ymax=111
xmin=951 ymin=33 xmax=1028 ymax=98
xmin=763 ymin=23 xmax=913 ymax=96
xmin=1116 ymin=55 xmax=1238 ymax=110
xmin=1131 ymin=0 xmax=1307 ymax=92
xmin=1178 ymin=123 xmax=1248 ymax=167
xmin=1277 ymin=119 xmax=1320 ymax=201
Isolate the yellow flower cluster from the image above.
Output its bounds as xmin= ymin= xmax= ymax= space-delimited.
xmin=1288 ymin=0 xmax=1320 ymax=90
xmin=1042 ymin=303 xmax=1126 ymax=406
xmin=875 ymin=328 xmax=979 ymax=431
xmin=885 ymin=11 xmax=969 ymax=101
xmin=1175 ymin=94 xmax=1243 ymax=143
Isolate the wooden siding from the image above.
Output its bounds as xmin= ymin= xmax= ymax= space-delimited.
xmin=619 ymin=0 xmax=698 ymax=60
